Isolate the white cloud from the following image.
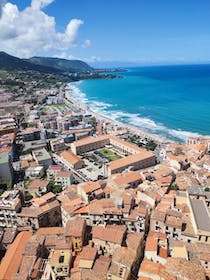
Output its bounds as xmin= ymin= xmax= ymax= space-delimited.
xmin=0 ymin=0 xmax=84 ymax=57
xmin=31 ymin=0 xmax=54 ymax=10
xmin=52 ymin=52 xmax=79 ymax=60
xmin=58 ymin=54 xmax=101 ymax=62
xmin=84 ymin=56 xmax=101 ymax=63
xmin=82 ymin=39 xmax=91 ymax=48
xmin=52 ymin=52 xmax=100 ymax=64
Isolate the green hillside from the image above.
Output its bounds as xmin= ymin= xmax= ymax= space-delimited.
xmin=0 ymin=52 xmax=62 ymax=74
xmin=27 ymin=56 xmax=93 ymax=73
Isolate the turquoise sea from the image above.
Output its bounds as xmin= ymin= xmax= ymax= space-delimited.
xmin=70 ymin=65 xmax=210 ymax=142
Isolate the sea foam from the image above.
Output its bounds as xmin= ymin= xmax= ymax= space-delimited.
xmin=68 ymin=83 xmax=203 ymax=142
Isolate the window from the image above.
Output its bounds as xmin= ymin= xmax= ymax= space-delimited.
xmin=59 ymin=256 xmax=64 ymax=263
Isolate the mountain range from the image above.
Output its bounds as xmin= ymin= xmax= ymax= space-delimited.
xmin=26 ymin=56 xmax=93 ymax=73
xmin=0 ymin=52 xmax=93 ymax=74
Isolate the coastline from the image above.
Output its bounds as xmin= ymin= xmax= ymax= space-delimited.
xmin=65 ymin=70 xmax=210 ymax=144
xmin=65 ymin=82 xmax=172 ymax=145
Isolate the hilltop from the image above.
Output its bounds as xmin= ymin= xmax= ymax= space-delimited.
xmin=26 ymin=56 xmax=93 ymax=73
xmin=0 ymin=51 xmax=63 ymax=74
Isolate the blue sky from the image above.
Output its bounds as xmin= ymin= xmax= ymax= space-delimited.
xmin=2 ymin=0 xmax=210 ymax=66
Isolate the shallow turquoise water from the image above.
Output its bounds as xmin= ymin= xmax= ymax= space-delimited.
xmin=71 ymin=65 xmax=210 ymax=142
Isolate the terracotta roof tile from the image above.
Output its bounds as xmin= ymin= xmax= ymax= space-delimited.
xmin=92 ymin=225 xmax=126 ymax=244
xmin=79 ymin=246 xmax=97 ymax=261
xmin=65 ymin=217 xmax=86 ymax=238
xmin=0 ymin=231 xmax=32 ymax=280
xmin=93 ymin=255 xmax=111 ymax=274
xmin=60 ymin=150 xmax=83 ymax=165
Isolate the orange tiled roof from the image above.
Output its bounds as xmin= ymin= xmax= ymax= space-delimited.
xmin=78 ymin=180 xmax=103 ymax=194
xmin=140 ymin=259 xmax=165 ymax=276
xmin=107 ymin=152 xmax=155 ymax=171
xmin=0 ymin=231 xmax=32 ymax=280
xmin=126 ymin=232 xmax=143 ymax=251
xmin=188 ymin=143 xmax=207 ymax=153
xmin=165 ymin=257 xmax=206 ymax=280
xmin=109 ymin=171 xmax=142 ymax=187
xmin=36 ymin=227 xmax=65 ymax=236
xmin=93 ymin=255 xmax=111 ymax=274
xmin=92 ymin=225 xmax=126 ymax=244
xmin=79 ymin=246 xmax=97 ymax=261
xmin=72 ymin=135 xmax=110 ymax=147
xmin=60 ymin=150 xmax=82 ymax=164
xmin=145 ymin=236 xmax=158 ymax=252
xmin=28 ymin=179 xmax=49 ymax=189
xmin=65 ymin=217 xmax=86 ymax=238
xmin=0 ymin=147 xmax=12 ymax=153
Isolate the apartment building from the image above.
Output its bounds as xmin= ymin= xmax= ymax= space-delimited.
xmin=49 ymin=249 xmax=73 ymax=279
xmin=0 ymin=150 xmax=14 ymax=181
xmin=145 ymin=232 xmax=168 ymax=265
xmin=50 ymin=138 xmax=66 ymax=153
xmin=59 ymin=150 xmax=84 ymax=170
xmin=46 ymin=165 xmax=63 ymax=180
xmin=17 ymin=192 xmax=61 ymax=229
xmin=55 ymin=171 xmax=73 ymax=189
xmin=71 ymin=135 xmax=110 ymax=155
xmin=92 ymin=225 xmax=127 ymax=255
xmin=78 ymin=246 xmax=98 ymax=269
xmin=0 ymin=190 xmax=22 ymax=227
xmin=65 ymin=217 xmax=86 ymax=253
xmin=25 ymin=165 xmax=45 ymax=178
xmin=32 ymin=148 xmax=52 ymax=168
xmin=27 ymin=179 xmax=50 ymax=197
xmin=187 ymin=136 xmax=210 ymax=151
xmin=189 ymin=198 xmax=210 ymax=244
xmin=106 ymin=151 xmax=156 ymax=176
xmin=70 ymin=135 xmax=156 ymax=176
xmin=150 ymin=209 xmax=183 ymax=240
xmin=21 ymin=127 xmax=41 ymax=142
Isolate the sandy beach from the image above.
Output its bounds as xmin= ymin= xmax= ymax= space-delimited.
xmin=65 ymin=84 xmax=172 ymax=145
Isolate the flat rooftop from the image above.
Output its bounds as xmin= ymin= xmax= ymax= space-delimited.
xmin=190 ymin=199 xmax=210 ymax=232
xmin=0 ymin=151 xmax=9 ymax=164
xmin=33 ymin=149 xmax=51 ymax=161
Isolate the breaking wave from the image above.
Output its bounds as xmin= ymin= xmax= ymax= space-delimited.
xmin=68 ymin=82 xmax=202 ymax=142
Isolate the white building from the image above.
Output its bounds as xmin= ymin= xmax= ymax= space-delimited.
xmin=25 ymin=166 xmax=45 ymax=179
xmin=55 ymin=171 xmax=73 ymax=189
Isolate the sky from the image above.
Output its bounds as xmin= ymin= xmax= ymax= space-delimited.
xmin=0 ymin=0 xmax=210 ymax=67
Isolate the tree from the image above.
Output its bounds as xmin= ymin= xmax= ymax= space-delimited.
xmin=51 ymin=184 xmax=63 ymax=194
xmin=49 ymin=181 xmax=63 ymax=194
xmin=24 ymin=192 xmax=33 ymax=201
xmin=21 ymin=122 xmax=28 ymax=129
xmin=0 ymin=179 xmax=12 ymax=191
xmin=170 ymin=184 xmax=179 ymax=191
xmin=24 ymin=148 xmax=33 ymax=155
xmin=145 ymin=140 xmax=157 ymax=151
